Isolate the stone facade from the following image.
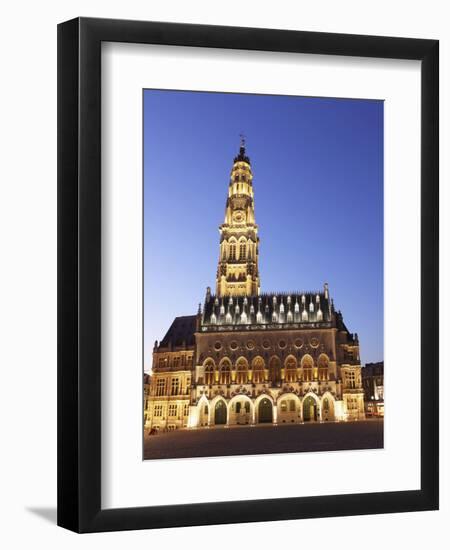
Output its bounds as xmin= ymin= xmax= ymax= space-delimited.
xmin=145 ymin=316 xmax=195 ymax=431
xmin=215 ymin=142 xmax=260 ymax=297
xmin=362 ymin=361 xmax=384 ymax=417
xmin=144 ymin=141 xmax=365 ymax=431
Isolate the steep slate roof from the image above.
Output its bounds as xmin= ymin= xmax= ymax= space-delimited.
xmin=159 ymin=315 xmax=197 ymax=349
xmin=362 ymin=362 xmax=384 ymax=376
xmin=202 ymin=291 xmax=332 ymax=327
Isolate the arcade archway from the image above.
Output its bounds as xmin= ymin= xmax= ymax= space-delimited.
xmin=303 ymin=395 xmax=318 ymax=422
xmin=258 ymin=397 xmax=273 ymax=423
xmin=214 ymin=400 xmax=227 ymax=425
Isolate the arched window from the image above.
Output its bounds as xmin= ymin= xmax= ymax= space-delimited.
xmin=284 ymin=356 xmax=297 ymax=382
xmin=252 ymin=356 xmax=265 ymax=383
xmin=317 ymin=354 xmax=329 ymax=381
xmin=219 ymin=359 xmax=232 ymax=385
xmin=269 ymin=356 xmax=281 ymax=384
xmin=301 ymin=355 xmax=314 ymax=382
xmin=229 ymin=241 xmax=237 ymax=260
xmin=235 ymin=358 xmax=249 ymax=384
xmin=204 ymin=359 xmax=215 ymax=385
xmin=239 ymin=240 xmax=246 ymax=260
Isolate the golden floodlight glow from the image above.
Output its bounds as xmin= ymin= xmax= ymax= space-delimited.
xmin=144 ymin=140 xmax=372 ymax=436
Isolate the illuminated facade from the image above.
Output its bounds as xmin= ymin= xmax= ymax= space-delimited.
xmin=362 ymin=361 xmax=384 ymax=417
xmin=145 ymin=140 xmax=365 ymax=431
xmin=216 ymin=142 xmax=260 ymax=297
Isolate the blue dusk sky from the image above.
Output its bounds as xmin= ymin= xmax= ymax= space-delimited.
xmin=143 ymin=90 xmax=383 ymax=372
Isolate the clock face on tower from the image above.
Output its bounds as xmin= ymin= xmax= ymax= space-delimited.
xmin=232 ymin=210 xmax=245 ymax=224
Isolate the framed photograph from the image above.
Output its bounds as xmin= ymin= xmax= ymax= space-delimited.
xmin=57 ymin=17 xmax=439 ymax=532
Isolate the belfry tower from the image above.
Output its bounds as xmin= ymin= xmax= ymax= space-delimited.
xmin=216 ymin=138 xmax=260 ymax=297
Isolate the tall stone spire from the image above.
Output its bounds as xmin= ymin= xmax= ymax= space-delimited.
xmin=215 ymin=138 xmax=260 ymax=297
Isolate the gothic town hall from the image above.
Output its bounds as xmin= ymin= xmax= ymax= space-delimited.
xmin=144 ymin=141 xmax=365 ymax=431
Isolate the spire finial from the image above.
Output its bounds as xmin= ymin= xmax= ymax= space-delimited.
xmin=233 ymin=133 xmax=250 ymax=164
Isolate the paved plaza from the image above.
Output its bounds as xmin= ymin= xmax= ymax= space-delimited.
xmin=143 ymin=419 xmax=383 ymax=460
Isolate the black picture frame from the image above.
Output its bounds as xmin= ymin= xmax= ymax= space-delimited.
xmin=57 ymin=17 xmax=439 ymax=533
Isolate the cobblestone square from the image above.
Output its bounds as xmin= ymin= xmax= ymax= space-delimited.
xmin=144 ymin=419 xmax=383 ymax=460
